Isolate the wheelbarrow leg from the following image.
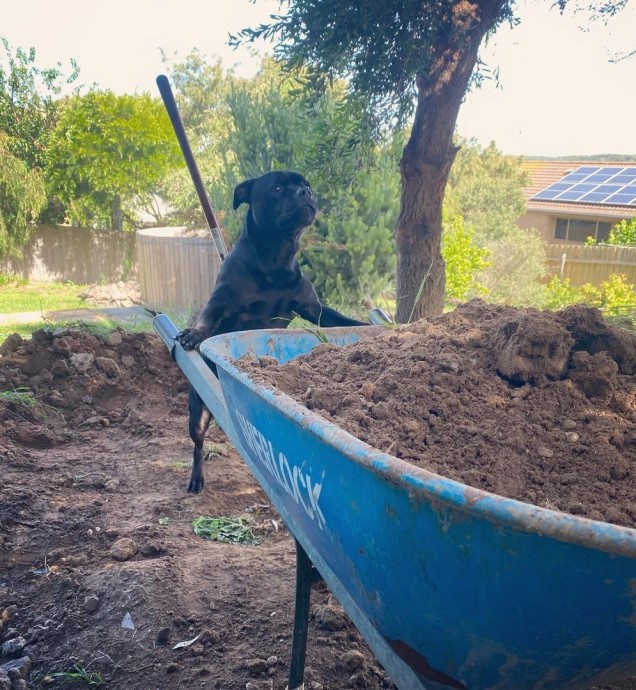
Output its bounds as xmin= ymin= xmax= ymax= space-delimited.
xmin=288 ymin=539 xmax=321 ymax=690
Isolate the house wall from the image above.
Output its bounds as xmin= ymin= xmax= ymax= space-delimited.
xmin=517 ymin=210 xmax=555 ymax=243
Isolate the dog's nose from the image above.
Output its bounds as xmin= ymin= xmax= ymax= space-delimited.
xmin=295 ymin=186 xmax=311 ymax=197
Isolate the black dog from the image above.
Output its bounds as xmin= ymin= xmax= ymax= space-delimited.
xmin=177 ymin=170 xmax=367 ymax=492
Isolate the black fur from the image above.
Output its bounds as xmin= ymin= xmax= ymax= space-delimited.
xmin=177 ymin=170 xmax=366 ymax=492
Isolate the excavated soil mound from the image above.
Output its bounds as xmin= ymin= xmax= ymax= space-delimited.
xmin=248 ymin=300 xmax=636 ymax=528
xmin=0 ymin=327 xmax=391 ymax=690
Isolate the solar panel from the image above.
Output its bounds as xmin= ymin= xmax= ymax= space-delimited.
xmin=530 ymin=166 xmax=636 ymax=207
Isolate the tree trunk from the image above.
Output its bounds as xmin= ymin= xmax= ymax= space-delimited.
xmin=112 ymin=194 xmax=123 ymax=232
xmin=395 ymin=0 xmax=508 ymax=323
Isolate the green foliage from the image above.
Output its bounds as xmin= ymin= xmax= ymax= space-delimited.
xmin=0 ymin=37 xmax=79 ymax=169
xmin=606 ymin=217 xmax=636 ymax=246
xmin=445 ymin=139 xmax=528 ymax=240
xmin=0 ymin=131 xmax=46 ymax=256
xmin=52 ymin=663 xmax=104 ymax=687
xmin=231 ymin=1 xmax=515 ymax=128
xmin=477 ymin=227 xmax=548 ymax=307
xmin=546 ymin=273 xmax=636 ymax=315
xmin=442 ymin=213 xmax=490 ymax=302
xmin=45 ymin=91 xmax=182 ymax=230
xmin=301 ymin=143 xmax=398 ymax=304
xmin=162 ymin=54 xmax=396 ymax=305
xmin=192 ymin=515 xmax=259 ymax=545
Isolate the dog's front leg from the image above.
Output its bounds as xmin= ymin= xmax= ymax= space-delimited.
xmin=177 ymin=302 xmax=225 ymax=350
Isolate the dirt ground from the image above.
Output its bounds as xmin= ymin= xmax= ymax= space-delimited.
xmin=0 ymin=327 xmax=391 ymax=690
xmin=0 ymin=301 xmax=635 ymax=690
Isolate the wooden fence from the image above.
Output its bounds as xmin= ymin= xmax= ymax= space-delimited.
xmin=545 ymin=244 xmax=636 ymax=286
xmin=136 ymin=227 xmax=221 ymax=313
xmin=0 ymin=224 xmax=136 ymax=283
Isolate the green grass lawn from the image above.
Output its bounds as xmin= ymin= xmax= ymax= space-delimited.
xmin=0 ymin=277 xmax=155 ymax=344
xmin=0 ymin=278 xmax=91 ymax=314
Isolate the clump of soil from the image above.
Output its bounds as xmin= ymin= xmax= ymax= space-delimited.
xmin=248 ymin=300 xmax=636 ymax=528
xmin=1 ymin=326 xmax=390 ymax=690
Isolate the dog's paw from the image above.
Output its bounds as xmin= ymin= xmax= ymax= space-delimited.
xmin=187 ymin=473 xmax=205 ymax=493
xmin=177 ymin=328 xmax=207 ymax=350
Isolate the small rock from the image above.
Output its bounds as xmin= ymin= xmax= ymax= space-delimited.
xmin=50 ymin=360 xmax=70 ymax=377
xmin=536 ymin=446 xmax=554 ymax=459
xmin=339 ymin=650 xmax=365 ymax=672
xmin=0 ymin=637 xmax=25 ymax=657
xmin=165 ymin=662 xmax=180 ymax=674
xmin=605 ymin=506 xmax=622 ymax=524
xmin=1 ymin=607 xmax=17 ymax=623
xmin=191 ymin=643 xmax=205 ymax=656
xmin=69 ymin=352 xmax=94 ymax=373
xmin=360 ymin=382 xmax=375 ymax=402
xmin=246 ymin=658 xmax=268 ymax=676
xmin=564 ymin=431 xmax=580 ymax=443
xmin=104 ymin=479 xmax=120 ymax=492
xmin=82 ymin=596 xmax=100 ymax=614
xmin=121 ymin=355 xmax=135 ymax=368
xmin=266 ymin=655 xmax=278 ymax=667
xmin=198 ymin=630 xmax=220 ymax=646
xmin=96 ymin=357 xmax=120 ymax=378
xmin=245 ymin=681 xmax=273 ymax=690
xmin=140 ymin=542 xmax=162 ymax=557
xmin=0 ymin=333 xmax=23 ymax=354
xmin=310 ymin=602 xmax=347 ymax=631
xmin=155 ymin=627 xmax=172 ymax=645
xmin=110 ymin=538 xmax=139 ymax=561
xmin=106 ymin=331 xmax=123 ymax=346
xmin=562 ymin=419 xmax=577 ymax=431
xmin=0 ymin=677 xmax=9 ymax=690
xmin=0 ymin=656 xmax=31 ymax=679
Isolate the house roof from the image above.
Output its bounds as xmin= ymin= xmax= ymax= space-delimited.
xmin=521 ymin=160 xmax=636 ymax=220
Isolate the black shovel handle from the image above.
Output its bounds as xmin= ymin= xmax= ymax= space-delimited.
xmin=156 ymin=74 xmax=227 ymax=261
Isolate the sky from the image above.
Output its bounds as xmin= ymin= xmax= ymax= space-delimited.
xmin=2 ymin=0 xmax=636 ymax=158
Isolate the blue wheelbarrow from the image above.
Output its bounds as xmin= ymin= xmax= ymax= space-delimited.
xmin=154 ymin=315 xmax=636 ymax=690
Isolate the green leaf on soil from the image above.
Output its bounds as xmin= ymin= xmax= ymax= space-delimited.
xmin=192 ymin=515 xmax=260 ymax=545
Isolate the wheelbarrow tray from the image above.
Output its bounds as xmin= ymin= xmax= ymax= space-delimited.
xmin=171 ymin=322 xmax=636 ymax=690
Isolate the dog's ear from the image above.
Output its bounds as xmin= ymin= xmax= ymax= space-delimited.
xmin=233 ymin=179 xmax=254 ymax=210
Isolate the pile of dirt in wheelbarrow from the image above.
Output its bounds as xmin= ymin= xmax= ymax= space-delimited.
xmin=249 ymin=300 xmax=636 ymax=529
xmin=0 ymin=327 xmax=394 ymax=690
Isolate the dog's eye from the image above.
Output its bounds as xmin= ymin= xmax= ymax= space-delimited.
xmin=271 ymin=185 xmax=283 ymax=193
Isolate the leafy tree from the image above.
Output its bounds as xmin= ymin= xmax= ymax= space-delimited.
xmin=546 ymin=273 xmax=636 ymax=316
xmin=162 ymin=54 xmax=396 ymax=303
xmin=0 ymin=37 xmax=79 ymax=170
xmin=0 ymin=132 xmax=46 ymax=256
xmin=607 ymin=217 xmax=636 ymax=246
xmin=445 ymin=139 xmax=528 ymax=240
xmin=45 ymin=91 xmax=182 ymax=230
xmin=477 ymin=227 xmax=548 ymax=307
xmin=442 ymin=213 xmax=490 ymax=303
xmin=234 ymin=0 xmax=628 ymax=322
xmin=302 ymin=144 xmax=399 ymax=305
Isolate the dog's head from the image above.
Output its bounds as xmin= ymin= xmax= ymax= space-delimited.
xmin=233 ymin=171 xmax=317 ymax=237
